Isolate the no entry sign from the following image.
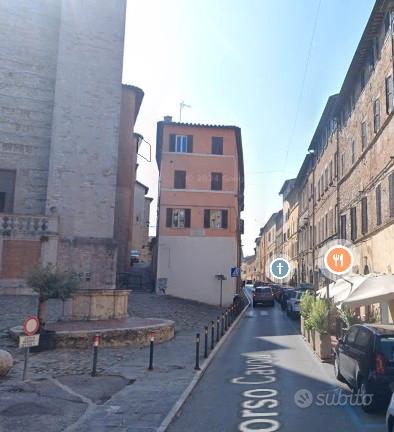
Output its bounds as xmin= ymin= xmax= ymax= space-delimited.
xmin=23 ymin=316 xmax=40 ymax=336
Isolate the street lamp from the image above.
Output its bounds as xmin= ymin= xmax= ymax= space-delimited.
xmin=215 ymin=274 xmax=227 ymax=307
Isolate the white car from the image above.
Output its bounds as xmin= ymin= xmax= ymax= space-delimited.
xmin=286 ymin=291 xmax=302 ymax=319
xmin=386 ymin=384 xmax=394 ymax=432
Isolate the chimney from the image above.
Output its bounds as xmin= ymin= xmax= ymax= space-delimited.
xmin=163 ymin=115 xmax=172 ymax=123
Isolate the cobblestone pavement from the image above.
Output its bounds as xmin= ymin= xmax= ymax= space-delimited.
xmin=0 ymin=292 xmax=225 ymax=431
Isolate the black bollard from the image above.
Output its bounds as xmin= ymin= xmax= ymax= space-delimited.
xmin=195 ymin=333 xmax=201 ymax=370
xmin=91 ymin=334 xmax=100 ymax=377
xmin=211 ymin=320 xmax=215 ymax=350
xmin=221 ymin=314 xmax=224 ymax=336
xmin=216 ymin=317 xmax=220 ymax=342
xmin=204 ymin=326 xmax=208 ymax=358
xmin=148 ymin=333 xmax=154 ymax=370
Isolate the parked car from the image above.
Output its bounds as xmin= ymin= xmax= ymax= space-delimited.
xmin=280 ymin=288 xmax=294 ymax=310
xmin=386 ymin=384 xmax=394 ymax=432
xmin=253 ymin=286 xmax=274 ymax=307
xmin=130 ymin=249 xmax=140 ymax=264
xmin=286 ymin=290 xmax=302 ymax=319
xmin=334 ymin=324 xmax=394 ymax=412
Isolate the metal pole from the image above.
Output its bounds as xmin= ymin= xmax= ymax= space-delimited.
xmin=220 ymin=278 xmax=223 ymax=308
xmin=211 ymin=321 xmax=215 ymax=350
xmin=204 ymin=326 xmax=208 ymax=358
xmin=91 ymin=334 xmax=100 ymax=377
xmin=148 ymin=336 xmax=154 ymax=370
xmin=195 ymin=333 xmax=200 ymax=370
xmin=22 ymin=347 xmax=29 ymax=381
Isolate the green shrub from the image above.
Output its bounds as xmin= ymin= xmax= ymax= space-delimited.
xmin=27 ymin=263 xmax=79 ymax=327
xmin=309 ymin=298 xmax=330 ymax=335
xmin=300 ymin=291 xmax=315 ymax=319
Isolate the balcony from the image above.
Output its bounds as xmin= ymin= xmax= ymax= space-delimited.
xmin=0 ymin=213 xmax=58 ymax=238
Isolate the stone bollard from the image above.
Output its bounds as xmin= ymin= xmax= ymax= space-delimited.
xmin=0 ymin=350 xmax=13 ymax=377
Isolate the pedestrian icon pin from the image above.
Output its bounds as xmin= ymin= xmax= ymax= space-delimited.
xmin=270 ymin=258 xmax=290 ymax=280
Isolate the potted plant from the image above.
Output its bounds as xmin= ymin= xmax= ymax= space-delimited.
xmin=309 ymin=298 xmax=332 ymax=360
xmin=300 ymin=291 xmax=315 ymax=337
xmin=26 ymin=263 xmax=79 ymax=351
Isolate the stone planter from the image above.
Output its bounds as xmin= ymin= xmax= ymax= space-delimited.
xmin=300 ymin=316 xmax=305 ymax=337
xmin=314 ymin=331 xmax=332 ymax=360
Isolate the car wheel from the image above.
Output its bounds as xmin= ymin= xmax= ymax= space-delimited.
xmin=359 ymin=379 xmax=379 ymax=413
xmin=253 ymin=301 xmax=256 ymax=307
xmin=334 ymin=355 xmax=345 ymax=383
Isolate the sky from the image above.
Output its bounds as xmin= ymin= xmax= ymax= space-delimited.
xmin=122 ymin=0 xmax=375 ymax=257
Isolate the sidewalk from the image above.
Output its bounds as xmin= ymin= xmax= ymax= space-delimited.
xmin=0 ymin=292 xmax=224 ymax=432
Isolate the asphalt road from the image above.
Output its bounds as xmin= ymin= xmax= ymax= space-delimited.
xmin=168 ymin=303 xmax=386 ymax=432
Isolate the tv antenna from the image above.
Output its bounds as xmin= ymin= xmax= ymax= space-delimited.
xmin=179 ymin=101 xmax=191 ymax=122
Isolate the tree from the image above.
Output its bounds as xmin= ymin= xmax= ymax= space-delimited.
xmin=26 ymin=264 xmax=79 ymax=328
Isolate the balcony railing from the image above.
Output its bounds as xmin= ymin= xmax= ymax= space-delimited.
xmin=0 ymin=213 xmax=58 ymax=237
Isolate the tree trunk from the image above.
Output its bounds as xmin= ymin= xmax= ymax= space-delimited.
xmin=38 ymin=299 xmax=47 ymax=329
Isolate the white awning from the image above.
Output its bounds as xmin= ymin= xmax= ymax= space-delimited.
xmin=317 ymin=274 xmax=366 ymax=304
xmin=342 ymin=274 xmax=394 ymax=308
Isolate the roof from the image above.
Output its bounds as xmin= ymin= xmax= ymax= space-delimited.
xmin=135 ymin=180 xmax=149 ymax=194
xmin=295 ymin=153 xmax=313 ymax=188
xmin=335 ymin=0 xmax=394 ymax=108
xmin=156 ymin=120 xmax=245 ymax=212
xmin=308 ymin=94 xmax=339 ymax=151
xmin=279 ymin=178 xmax=296 ymax=196
xmin=122 ymin=84 xmax=144 ymax=120
xmin=361 ymin=324 xmax=394 ymax=335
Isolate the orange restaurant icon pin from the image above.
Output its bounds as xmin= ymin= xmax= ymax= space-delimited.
xmin=324 ymin=245 xmax=354 ymax=275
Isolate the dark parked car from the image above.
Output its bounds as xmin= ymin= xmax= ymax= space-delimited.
xmin=253 ymin=286 xmax=274 ymax=307
xmin=280 ymin=288 xmax=294 ymax=310
xmin=334 ymin=324 xmax=394 ymax=412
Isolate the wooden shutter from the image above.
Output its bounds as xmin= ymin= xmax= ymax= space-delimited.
xmin=389 ymin=172 xmax=394 ymax=217
xmin=166 ymin=208 xmax=173 ymax=227
xmin=169 ymin=134 xmax=176 ymax=152
xmin=174 ymin=170 xmax=186 ymax=189
xmin=221 ymin=210 xmax=228 ymax=229
xmin=185 ymin=209 xmax=191 ymax=228
xmin=187 ymin=135 xmax=193 ymax=153
xmin=204 ymin=210 xmax=210 ymax=228
xmin=376 ymin=184 xmax=382 ymax=225
xmin=361 ymin=197 xmax=368 ymax=234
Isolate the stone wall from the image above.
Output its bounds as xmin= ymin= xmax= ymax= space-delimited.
xmin=0 ymin=0 xmax=61 ymax=215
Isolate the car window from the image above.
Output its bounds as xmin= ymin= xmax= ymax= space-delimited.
xmin=261 ymin=287 xmax=272 ymax=294
xmin=378 ymin=336 xmax=394 ymax=361
xmin=255 ymin=288 xmax=263 ymax=293
xmin=346 ymin=326 xmax=359 ymax=345
xmin=354 ymin=328 xmax=371 ymax=350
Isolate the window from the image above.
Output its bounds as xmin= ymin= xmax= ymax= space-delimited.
xmin=166 ymin=208 xmax=191 ymax=228
xmin=389 ymin=172 xmax=394 ymax=217
xmin=211 ymin=137 xmax=223 ymax=155
xmin=334 ymin=152 xmax=338 ymax=177
xmin=211 ymin=172 xmax=223 ymax=191
xmin=360 ymin=69 xmax=365 ymax=90
xmin=0 ymin=170 xmax=16 ymax=213
xmin=174 ymin=170 xmax=186 ymax=189
xmin=346 ymin=326 xmax=359 ymax=345
xmin=350 ymin=140 xmax=355 ymax=165
xmin=329 ymin=160 xmax=333 ymax=184
xmin=386 ymin=76 xmax=393 ymax=114
xmin=204 ymin=209 xmax=228 ymax=229
xmin=350 ymin=207 xmax=357 ymax=241
xmin=376 ymin=184 xmax=382 ymax=226
xmin=169 ymin=134 xmax=193 ymax=153
xmin=341 ymin=153 xmax=345 ymax=177
xmin=325 ymin=167 xmax=329 ymax=191
xmin=361 ymin=197 xmax=368 ymax=235
xmin=373 ymin=99 xmax=381 ymax=133
xmin=361 ymin=121 xmax=367 ymax=150
xmin=340 ymin=214 xmax=347 ymax=239
xmin=355 ymin=328 xmax=371 ymax=351
xmin=317 ymin=179 xmax=321 ymax=199
xmin=325 ymin=213 xmax=328 ymax=238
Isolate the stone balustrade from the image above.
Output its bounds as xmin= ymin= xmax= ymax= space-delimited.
xmin=0 ymin=213 xmax=58 ymax=238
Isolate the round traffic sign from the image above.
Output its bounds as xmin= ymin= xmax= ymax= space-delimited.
xmin=270 ymin=258 xmax=290 ymax=280
xmin=23 ymin=316 xmax=40 ymax=336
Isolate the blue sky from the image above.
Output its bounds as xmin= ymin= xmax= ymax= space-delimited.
xmin=123 ymin=0 xmax=375 ymax=256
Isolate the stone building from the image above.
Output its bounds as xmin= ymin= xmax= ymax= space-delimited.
xmin=0 ymin=1 xmax=143 ymax=318
xmin=131 ymin=181 xmax=153 ymax=263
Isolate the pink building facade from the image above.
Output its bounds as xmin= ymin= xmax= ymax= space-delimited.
xmin=155 ymin=118 xmax=244 ymax=305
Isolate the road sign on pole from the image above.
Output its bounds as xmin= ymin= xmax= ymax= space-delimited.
xmin=23 ymin=316 xmax=40 ymax=336
xmin=231 ymin=267 xmax=240 ymax=277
